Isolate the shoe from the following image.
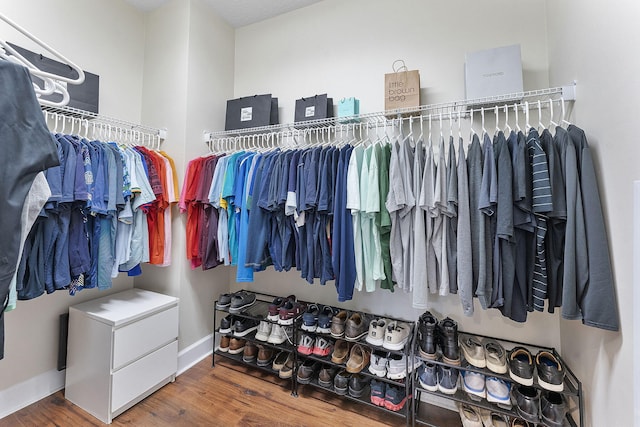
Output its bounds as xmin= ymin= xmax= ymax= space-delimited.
xmin=461 ymin=367 xmax=486 ymax=400
xmin=278 ymin=300 xmax=306 ymax=325
xmin=228 ymin=338 xmax=246 ymax=355
xmin=417 ymin=363 xmax=438 ymax=392
xmin=333 ymin=369 xmax=351 ymax=395
xmin=242 ymin=342 xmax=258 ymax=363
xmin=267 ymin=295 xmax=293 ymax=321
xmin=370 ymin=378 xmax=386 ymax=406
xmin=218 ymin=335 xmax=230 ymax=352
xmin=485 ymin=376 xmax=511 ymax=407
xmin=418 ymin=311 xmax=439 ymax=360
xmin=438 ymin=317 xmax=460 ymax=365
xmin=316 ymin=306 xmax=336 ymax=334
xmin=267 ymin=324 xmax=293 ymax=345
xmin=510 ymin=418 xmax=533 ymax=427
xmin=536 ymin=350 xmax=565 ymax=392
xmin=368 ymin=350 xmax=389 ymax=377
xmin=228 ymin=291 xmax=257 ymax=313
xmin=278 ymin=353 xmax=295 ymax=379
xmin=345 ymin=344 xmax=371 ymax=374
xmin=272 ymin=351 xmax=288 ymax=371
xmin=437 ymin=365 xmax=459 ymax=395
xmin=348 ymin=373 xmax=368 ymax=398
xmin=484 ymin=339 xmax=508 ymax=374
xmin=219 ymin=315 xmax=234 ymax=334
xmin=296 ymin=359 xmax=319 ymax=384
xmin=540 ymin=391 xmax=567 ymax=427
xmin=386 ymin=353 xmax=421 ymax=380
xmin=233 ymin=317 xmax=259 ymax=337
xmin=457 ymin=403 xmax=484 ymax=427
xmin=365 ymin=317 xmax=389 ymax=346
xmin=330 ymin=310 xmax=349 ymax=337
xmin=480 ymin=409 xmax=510 ymax=427
xmin=297 ymin=333 xmax=314 ymax=355
xmin=509 ymin=346 xmax=534 ymax=386
xmin=512 ymin=385 xmax=540 ymax=423
xmin=383 ymin=321 xmax=411 ymax=350
xmin=459 ymin=334 xmax=486 ymax=368
xmin=345 ymin=312 xmax=370 ymax=341
xmin=383 ymin=382 xmax=410 ymax=412
xmin=331 ymin=339 xmax=351 ymax=364
xmin=216 ymin=293 xmax=233 ymax=309
xmin=318 ymin=365 xmax=338 ymax=388
xmin=301 ymin=303 xmax=320 ymax=331
xmin=254 ymin=319 xmax=272 ymax=341
xmin=311 ymin=336 xmax=334 ymax=357
xmin=256 ymin=345 xmax=274 ymax=367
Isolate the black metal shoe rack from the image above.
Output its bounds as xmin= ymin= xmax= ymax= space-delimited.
xmin=213 ymin=290 xmax=300 ymax=397
xmin=410 ymin=328 xmax=584 ymax=427
xmin=293 ymin=307 xmax=415 ymax=427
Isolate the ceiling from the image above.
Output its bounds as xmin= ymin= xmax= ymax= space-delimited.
xmin=125 ymin=0 xmax=323 ymax=28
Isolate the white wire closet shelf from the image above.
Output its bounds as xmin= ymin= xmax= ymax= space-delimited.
xmin=204 ymin=84 xmax=576 ymax=144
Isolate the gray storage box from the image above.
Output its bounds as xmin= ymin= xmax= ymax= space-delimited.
xmin=464 ymin=44 xmax=523 ymax=101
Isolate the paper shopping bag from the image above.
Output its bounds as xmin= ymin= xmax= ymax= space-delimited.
xmin=384 ymin=60 xmax=420 ymax=112
xmin=225 ymin=94 xmax=279 ymax=131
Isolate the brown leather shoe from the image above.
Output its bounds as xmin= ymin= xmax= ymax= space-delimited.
xmin=330 ymin=310 xmax=349 ymax=337
xmin=331 ymin=339 xmax=351 ymax=364
xmin=256 ymin=345 xmax=274 ymax=367
xmin=242 ymin=342 xmax=258 ymax=363
xmin=346 ymin=344 xmax=371 ymax=374
xmin=219 ymin=335 xmax=230 ymax=352
xmin=228 ymin=338 xmax=246 ymax=355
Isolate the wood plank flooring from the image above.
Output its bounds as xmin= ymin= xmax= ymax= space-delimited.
xmin=1 ymin=355 xmax=461 ymax=427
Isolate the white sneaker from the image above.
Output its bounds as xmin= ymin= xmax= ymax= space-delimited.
xmin=462 ymin=368 xmax=486 ymax=400
xmin=365 ymin=318 xmax=389 ymax=346
xmin=382 ymin=321 xmax=411 ymax=350
xmin=267 ymin=324 xmax=293 ymax=345
xmin=387 ymin=354 xmax=422 ymax=380
xmin=486 ymin=376 xmax=511 ymax=407
xmin=254 ymin=320 xmax=272 ymax=341
xmin=368 ymin=351 xmax=389 ymax=377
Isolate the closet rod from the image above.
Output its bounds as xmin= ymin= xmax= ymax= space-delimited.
xmin=204 ymin=83 xmax=576 ymax=142
xmin=42 ymin=104 xmax=167 ymax=139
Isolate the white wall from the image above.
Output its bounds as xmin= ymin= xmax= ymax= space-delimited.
xmin=546 ymin=1 xmax=638 ymax=425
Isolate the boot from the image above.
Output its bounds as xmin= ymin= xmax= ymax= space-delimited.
xmin=439 ymin=317 xmax=460 ymax=365
xmin=418 ymin=311 xmax=438 ymax=360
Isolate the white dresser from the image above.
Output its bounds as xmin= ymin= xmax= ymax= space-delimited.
xmin=65 ymin=288 xmax=179 ymax=424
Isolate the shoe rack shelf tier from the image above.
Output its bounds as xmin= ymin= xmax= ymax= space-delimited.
xmin=412 ymin=329 xmax=583 ymax=427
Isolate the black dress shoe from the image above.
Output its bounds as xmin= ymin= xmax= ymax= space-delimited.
xmin=541 ymin=391 xmax=567 ymax=427
xmin=536 ymin=351 xmax=565 ymax=392
xmin=509 ymin=346 xmax=534 ymax=386
xmin=512 ymin=385 xmax=540 ymax=423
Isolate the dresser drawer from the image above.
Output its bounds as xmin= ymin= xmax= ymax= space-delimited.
xmin=112 ymin=305 xmax=178 ymax=370
xmin=111 ymin=340 xmax=178 ymax=412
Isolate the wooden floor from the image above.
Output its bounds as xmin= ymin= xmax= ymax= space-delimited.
xmin=1 ymin=355 xmax=461 ymax=427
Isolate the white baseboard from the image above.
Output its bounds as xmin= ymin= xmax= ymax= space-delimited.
xmin=177 ymin=333 xmax=213 ymax=375
xmin=0 ymin=368 xmax=65 ymax=419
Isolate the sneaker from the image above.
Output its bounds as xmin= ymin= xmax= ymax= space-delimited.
xmin=256 ymin=345 xmax=274 ymax=367
xmin=417 ymin=363 xmax=438 ymax=392
xmin=540 ymin=391 xmax=567 ymax=427
xmin=296 ymin=359 xmax=319 ymax=384
xmin=272 ymin=350 xmax=288 ymax=371
xmin=486 ymin=377 xmax=511 ymax=407
xmin=365 ymin=317 xmax=389 ymax=346
xmin=278 ymin=353 xmax=295 ymax=379
xmin=484 ymin=339 xmax=508 ymax=374
xmin=480 ymin=410 xmax=510 ymax=427
xmin=331 ymin=339 xmax=351 ymax=364
xmin=219 ymin=315 xmax=234 ymax=334
xmin=333 ymin=369 xmax=351 ymax=395
xmin=437 ymin=365 xmax=459 ymax=395
xmin=330 ymin=310 xmax=349 ymax=337
xmin=459 ymin=334 xmax=486 ymax=368
xmin=216 ymin=293 xmax=232 ymax=309
xmin=348 ymin=373 xmax=368 ymax=398
xmin=512 ymin=385 xmax=540 ymax=423
xmin=383 ymin=382 xmax=410 ymax=412
xmin=228 ymin=291 xmax=257 ymax=313
xmin=311 ymin=336 xmax=334 ymax=357
xmin=370 ymin=378 xmax=387 ymax=406
xmin=267 ymin=324 xmax=293 ymax=345
xmin=462 ymin=367 xmax=486 ymax=400
xmin=301 ymin=303 xmax=320 ymax=332
xmin=233 ymin=317 xmax=259 ymax=337
xmin=345 ymin=312 xmax=370 ymax=341
xmin=218 ymin=335 xmax=230 ymax=352
xmin=318 ymin=365 xmax=339 ymax=388
xmin=387 ymin=353 xmax=421 ymax=380
xmin=383 ymin=321 xmax=411 ymax=350
xmin=254 ymin=319 xmax=272 ymax=341
xmin=228 ymin=337 xmax=246 ymax=355
xmin=267 ymin=295 xmax=294 ymax=321
xmin=535 ymin=350 xmax=565 ymax=392
xmin=278 ymin=300 xmax=306 ymax=325
xmin=438 ymin=317 xmax=460 ymax=365
xmin=457 ymin=403 xmax=484 ymax=427
xmin=316 ymin=306 xmax=337 ymax=334
xmin=418 ymin=311 xmax=439 ymax=360
xmin=242 ymin=342 xmax=258 ymax=363
xmin=508 ymin=346 xmax=534 ymax=386
xmin=297 ymin=333 xmax=314 ymax=355
xmin=345 ymin=344 xmax=371 ymax=374
xmin=368 ymin=350 xmax=389 ymax=377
